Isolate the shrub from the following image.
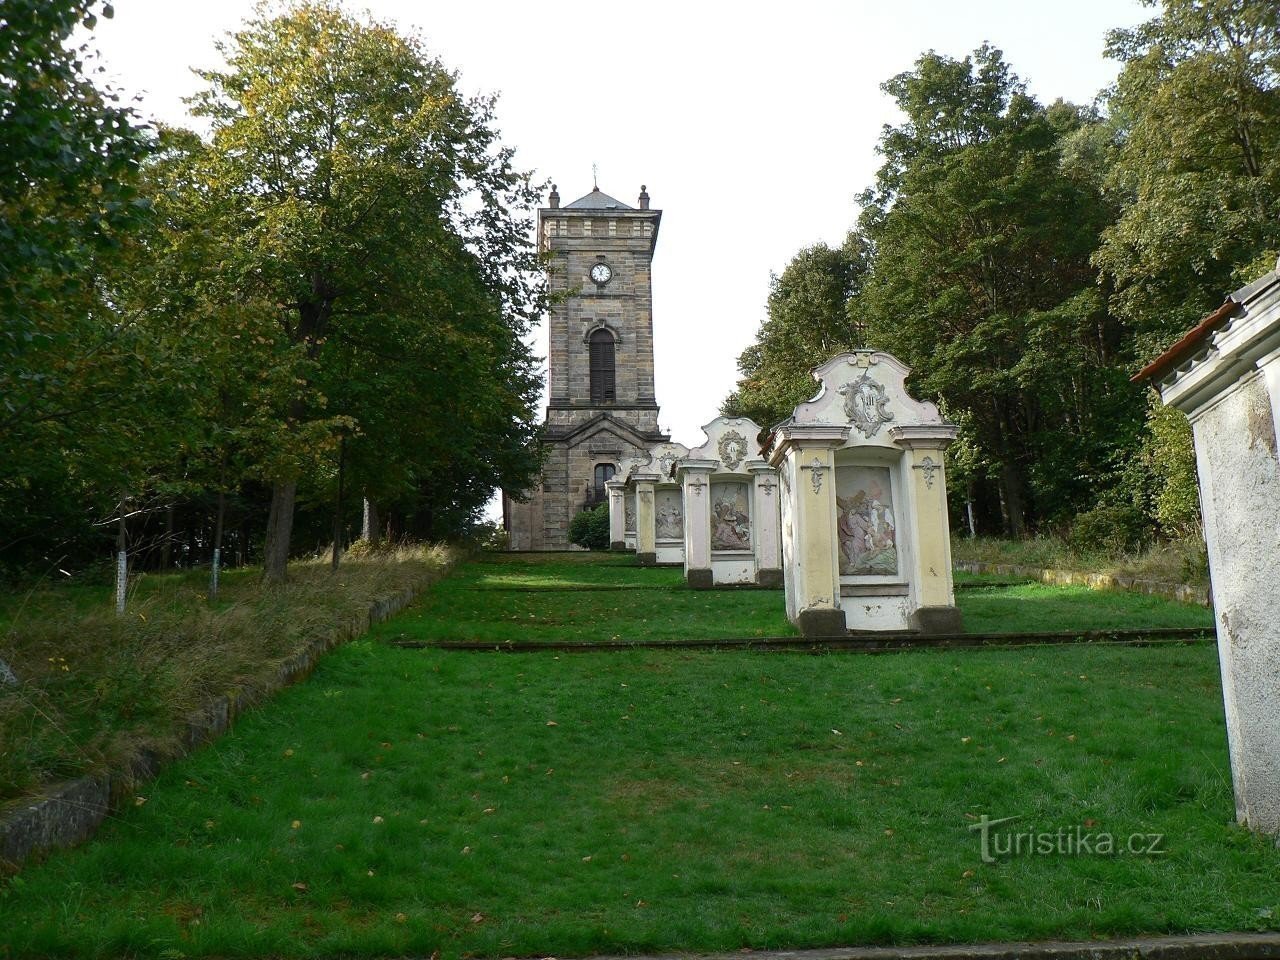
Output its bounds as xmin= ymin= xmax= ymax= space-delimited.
xmin=1068 ymin=503 xmax=1150 ymax=555
xmin=568 ymin=504 xmax=610 ymax=550
xmin=466 ymin=520 xmax=509 ymax=551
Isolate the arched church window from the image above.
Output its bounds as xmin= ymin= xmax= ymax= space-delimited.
xmin=593 ymin=463 xmax=616 ymax=504
xmin=589 ymin=329 xmax=616 ymax=403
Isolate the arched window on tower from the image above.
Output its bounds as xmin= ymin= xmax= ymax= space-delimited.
xmin=589 ymin=328 xmax=616 ymax=403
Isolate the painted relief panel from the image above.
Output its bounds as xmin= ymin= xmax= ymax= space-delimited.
xmin=836 ymin=465 xmax=898 ymax=576
xmin=625 ymin=491 xmax=636 ymax=533
xmin=710 ymin=481 xmax=751 ymax=551
xmin=655 ymin=488 xmax=684 ymax=540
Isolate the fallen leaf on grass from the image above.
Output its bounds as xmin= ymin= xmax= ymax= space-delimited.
xmin=471 ymin=912 xmax=485 ymax=924
xmin=292 ymin=882 xmax=309 ymax=893
xmin=545 ymin=720 xmax=558 ymax=727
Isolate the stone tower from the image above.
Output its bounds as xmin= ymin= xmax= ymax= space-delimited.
xmin=503 ymin=183 xmax=669 ymax=549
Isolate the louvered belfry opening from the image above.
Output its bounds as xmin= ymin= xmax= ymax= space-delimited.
xmin=589 ymin=328 xmax=616 ymax=403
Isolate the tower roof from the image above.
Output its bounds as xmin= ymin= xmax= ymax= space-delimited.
xmin=563 ymin=188 xmax=634 ymax=210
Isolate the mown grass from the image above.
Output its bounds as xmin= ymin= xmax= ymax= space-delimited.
xmin=0 ymin=545 xmax=454 ymax=804
xmin=379 ymin=553 xmax=1211 ymax=646
xmin=958 ymin=582 xmax=1213 ymax=634
xmin=2 ymin=636 xmax=1275 ymax=958
xmin=390 ymin=553 xmax=794 ymax=644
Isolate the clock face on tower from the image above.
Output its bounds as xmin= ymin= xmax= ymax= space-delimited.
xmin=590 ymin=262 xmax=613 ymax=285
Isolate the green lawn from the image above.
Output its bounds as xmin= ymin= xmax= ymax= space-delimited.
xmin=1 ymin=553 xmax=1263 ymax=959
xmin=380 ymin=553 xmax=1212 ymax=646
xmin=958 ymin=581 xmax=1213 ymax=634
xmin=392 ymin=554 xmax=794 ymax=644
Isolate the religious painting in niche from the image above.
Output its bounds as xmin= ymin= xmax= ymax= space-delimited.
xmin=625 ymin=492 xmax=636 ymax=532
xmin=836 ymin=465 xmax=897 ymax=576
xmin=710 ymin=481 xmax=751 ymax=551
xmin=655 ymin=489 xmax=684 ymax=540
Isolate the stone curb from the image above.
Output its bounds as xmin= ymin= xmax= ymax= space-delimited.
xmin=955 ymin=562 xmax=1211 ymax=607
xmin=574 ymin=932 xmax=1280 ymax=960
xmin=0 ymin=582 xmax=425 ymax=869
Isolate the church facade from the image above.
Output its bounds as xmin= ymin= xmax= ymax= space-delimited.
xmin=503 ymin=184 xmax=669 ymax=549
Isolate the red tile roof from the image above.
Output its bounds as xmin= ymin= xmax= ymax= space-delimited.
xmin=1131 ymin=299 xmax=1239 ymax=384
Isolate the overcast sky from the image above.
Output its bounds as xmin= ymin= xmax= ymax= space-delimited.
xmin=86 ymin=0 xmax=1151 ymax=485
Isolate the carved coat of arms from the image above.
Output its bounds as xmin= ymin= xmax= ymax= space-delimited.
xmin=717 ymin=430 xmax=748 ymax=470
xmin=838 ymin=373 xmax=895 ymax=438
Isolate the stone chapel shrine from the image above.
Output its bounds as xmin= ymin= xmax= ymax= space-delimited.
xmin=503 ymin=183 xmax=668 ymax=550
xmin=675 ymin=416 xmax=782 ymax=587
xmin=616 ymin=441 xmax=689 ymax=566
xmin=768 ymin=351 xmax=962 ymax=637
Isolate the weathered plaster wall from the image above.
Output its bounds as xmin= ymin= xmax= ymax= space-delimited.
xmin=1192 ymin=372 xmax=1280 ymax=831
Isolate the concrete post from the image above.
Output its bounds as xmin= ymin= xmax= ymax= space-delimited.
xmin=605 ymin=479 xmax=626 ymax=551
xmin=678 ymin=461 xmax=716 ymax=588
xmin=771 ymin=425 xmax=849 ymax=636
xmin=634 ymin=476 xmax=658 ymax=565
xmin=890 ymin=426 xmax=963 ymax=633
xmin=748 ymin=459 xmax=782 ymax=587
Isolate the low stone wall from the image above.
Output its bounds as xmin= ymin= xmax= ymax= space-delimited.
xmin=955 ymin=562 xmax=1210 ymax=607
xmin=0 ymin=585 xmax=422 ymax=869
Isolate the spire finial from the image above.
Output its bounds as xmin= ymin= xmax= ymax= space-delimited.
xmin=592 ymin=162 xmax=599 ymax=191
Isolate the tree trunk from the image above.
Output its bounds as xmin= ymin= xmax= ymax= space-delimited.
xmin=331 ymin=437 xmax=347 ymax=571
xmin=999 ymin=463 xmax=1028 ymax=538
xmin=263 ymin=480 xmax=297 ymax=584
xmin=211 ymin=488 xmax=227 ymax=601
xmin=159 ymin=502 xmax=175 ymax=570
xmin=362 ymin=497 xmax=380 ymax=546
xmin=115 ymin=503 xmax=128 ymax=615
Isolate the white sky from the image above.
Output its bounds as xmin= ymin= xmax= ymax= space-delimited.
xmin=85 ymin=0 xmax=1150 ymax=512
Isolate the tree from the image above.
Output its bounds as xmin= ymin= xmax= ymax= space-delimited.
xmin=0 ymin=0 xmax=161 ymax=576
xmin=724 ymin=233 xmax=869 ymax=427
xmin=1096 ymin=0 xmax=1280 ymax=358
xmin=855 ymin=47 xmax=1133 ymax=534
xmin=185 ymin=2 xmax=544 ymax=581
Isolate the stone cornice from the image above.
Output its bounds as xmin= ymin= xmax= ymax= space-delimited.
xmin=888 ymin=424 xmax=959 ymax=448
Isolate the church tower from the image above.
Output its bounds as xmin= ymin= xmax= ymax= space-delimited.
xmin=504 ymin=183 xmax=669 ymax=549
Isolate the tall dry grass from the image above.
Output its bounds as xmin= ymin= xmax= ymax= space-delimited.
xmin=950 ymin=534 xmax=1209 ymax=586
xmin=0 ymin=544 xmax=455 ymax=805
